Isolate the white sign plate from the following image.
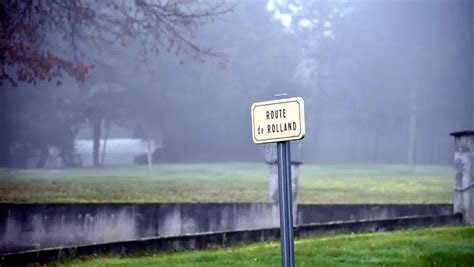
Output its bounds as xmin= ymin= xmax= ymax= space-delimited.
xmin=251 ymin=97 xmax=305 ymax=144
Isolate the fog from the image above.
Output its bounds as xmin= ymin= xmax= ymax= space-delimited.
xmin=1 ymin=0 xmax=473 ymax=168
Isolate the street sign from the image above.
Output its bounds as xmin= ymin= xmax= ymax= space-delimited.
xmin=251 ymin=97 xmax=305 ymax=144
xmin=252 ymin=95 xmax=305 ymax=267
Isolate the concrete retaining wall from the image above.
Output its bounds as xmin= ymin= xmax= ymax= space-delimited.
xmin=0 ymin=214 xmax=462 ymax=266
xmin=0 ymin=203 xmax=452 ymax=254
xmin=297 ymin=204 xmax=453 ymax=225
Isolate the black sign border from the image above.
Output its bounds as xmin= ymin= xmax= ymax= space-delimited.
xmin=252 ymin=99 xmax=303 ymax=143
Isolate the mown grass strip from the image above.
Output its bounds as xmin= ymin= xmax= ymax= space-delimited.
xmin=53 ymin=226 xmax=474 ymax=267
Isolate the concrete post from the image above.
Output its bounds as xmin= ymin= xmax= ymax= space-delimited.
xmin=450 ymin=130 xmax=474 ymax=225
xmin=268 ymin=161 xmax=302 ymax=225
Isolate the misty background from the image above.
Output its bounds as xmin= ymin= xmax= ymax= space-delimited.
xmin=1 ymin=0 xmax=473 ymax=168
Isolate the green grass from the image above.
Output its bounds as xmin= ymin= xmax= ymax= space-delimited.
xmin=52 ymin=226 xmax=474 ymax=266
xmin=0 ymin=163 xmax=453 ymax=203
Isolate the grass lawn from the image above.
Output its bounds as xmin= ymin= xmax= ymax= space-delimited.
xmin=53 ymin=226 xmax=474 ymax=267
xmin=0 ymin=163 xmax=453 ymax=203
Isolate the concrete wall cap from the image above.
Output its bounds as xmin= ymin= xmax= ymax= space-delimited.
xmin=450 ymin=130 xmax=474 ymax=137
xmin=266 ymin=160 xmax=303 ymax=165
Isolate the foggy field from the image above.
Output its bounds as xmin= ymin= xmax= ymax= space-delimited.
xmin=0 ymin=163 xmax=452 ymax=203
xmin=58 ymin=226 xmax=474 ymax=266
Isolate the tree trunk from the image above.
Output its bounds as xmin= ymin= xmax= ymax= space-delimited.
xmin=100 ymin=120 xmax=110 ymax=166
xmin=310 ymin=59 xmax=326 ymax=163
xmin=37 ymin=146 xmax=49 ymax=168
xmin=428 ymin=121 xmax=434 ymax=165
xmin=92 ymin=117 xmax=102 ymax=167
xmin=138 ymin=119 xmax=154 ymax=172
xmin=353 ymin=131 xmax=358 ymax=163
xmin=408 ymin=88 xmax=417 ymax=164
xmin=0 ymin=89 xmax=10 ymax=167
xmin=373 ymin=131 xmax=379 ymax=164
xmin=471 ymin=77 xmax=474 ymax=128
xmin=145 ymin=139 xmax=154 ymax=172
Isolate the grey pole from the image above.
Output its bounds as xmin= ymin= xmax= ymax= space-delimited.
xmin=275 ymin=93 xmax=295 ymax=267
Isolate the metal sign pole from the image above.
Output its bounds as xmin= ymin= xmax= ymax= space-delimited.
xmin=252 ymin=93 xmax=303 ymax=267
xmin=277 ymin=140 xmax=295 ymax=267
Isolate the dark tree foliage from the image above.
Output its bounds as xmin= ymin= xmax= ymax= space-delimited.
xmin=0 ymin=0 xmax=231 ymax=86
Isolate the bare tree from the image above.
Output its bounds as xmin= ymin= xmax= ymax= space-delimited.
xmin=0 ymin=0 xmax=231 ymax=167
xmin=1 ymin=0 xmax=231 ymax=86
